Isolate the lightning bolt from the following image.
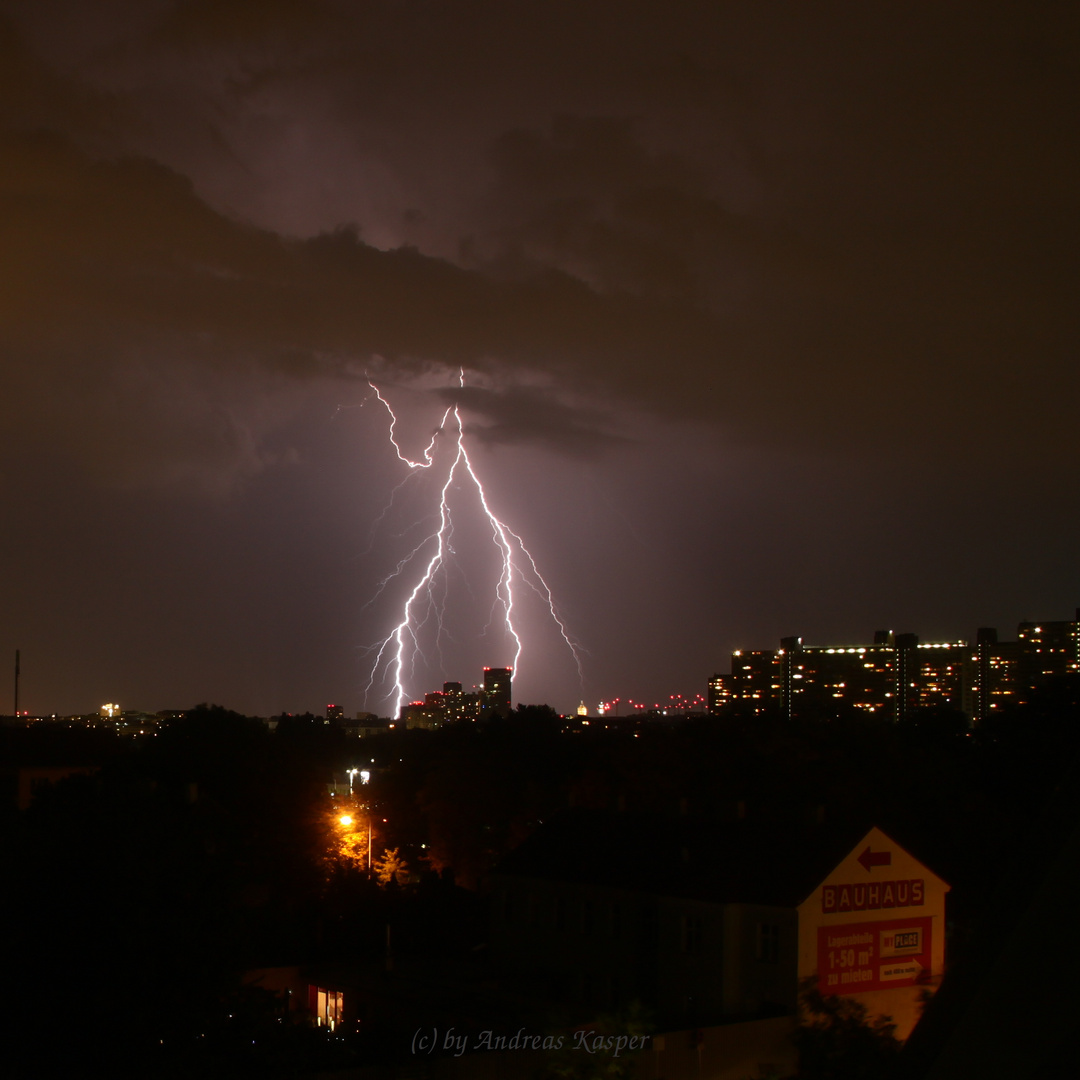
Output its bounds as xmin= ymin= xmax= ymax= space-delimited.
xmin=356 ymin=384 xmax=452 ymax=557
xmin=368 ymin=382 xmax=446 ymax=470
xmin=362 ymin=372 xmax=584 ymax=716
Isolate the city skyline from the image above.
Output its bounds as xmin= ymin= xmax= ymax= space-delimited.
xmin=711 ymin=610 xmax=1080 ymax=722
xmin=10 ymin=602 xmax=1079 ymax=724
xmin=1 ymin=4 xmax=1077 ymax=717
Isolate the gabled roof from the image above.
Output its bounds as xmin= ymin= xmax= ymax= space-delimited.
xmin=798 ymin=825 xmax=951 ymax=911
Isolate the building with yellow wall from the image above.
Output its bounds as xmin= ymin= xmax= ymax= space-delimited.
xmin=798 ymin=826 xmax=949 ymax=1038
xmin=490 ymin=812 xmax=948 ymax=1044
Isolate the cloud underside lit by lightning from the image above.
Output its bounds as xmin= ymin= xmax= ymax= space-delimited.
xmin=363 ymin=373 xmax=583 ymax=716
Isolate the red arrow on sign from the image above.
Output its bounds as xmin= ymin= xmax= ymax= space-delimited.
xmin=857 ymin=846 xmax=892 ymax=872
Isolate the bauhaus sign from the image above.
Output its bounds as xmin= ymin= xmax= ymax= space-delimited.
xmin=800 ymin=827 xmax=948 ymax=1033
xmin=822 ymin=878 xmax=924 ymax=913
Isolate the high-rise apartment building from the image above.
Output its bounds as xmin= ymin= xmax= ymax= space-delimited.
xmin=396 ymin=679 xmax=478 ymax=725
xmin=730 ymin=649 xmax=783 ymax=710
xmin=971 ymin=611 xmax=1079 ymax=719
xmin=780 ymin=635 xmax=902 ymax=719
xmin=441 ymin=681 xmax=466 ymax=722
xmin=712 ymin=631 xmax=969 ymax=721
xmin=713 ymin=611 xmax=1078 ymax=724
xmin=902 ymin=641 xmax=972 ymax=717
xmin=707 ymin=672 xmax=734 ymax=713
xmin=481 ymin=667 xmax=513 ymax=719
xmin=1018 ymin=613 xmax=1080 ymax=683
xmin=972 ymin=628 xmax=1019 ymax=721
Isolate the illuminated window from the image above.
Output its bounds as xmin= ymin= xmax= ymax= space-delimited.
xmin=310 ymin=986 xmax=344 ymax=1030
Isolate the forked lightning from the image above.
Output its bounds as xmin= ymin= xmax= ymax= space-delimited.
xmin=363 ymin=372 xmax=582 ymax=715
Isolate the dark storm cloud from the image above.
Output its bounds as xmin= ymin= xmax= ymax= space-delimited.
xmin=485 ymin=114 xmax=774 ymax=304
xmin=1 ymin=0 xmax=1078 ymax=717
xmin=2 ymin=1 xmax=1078 ymax=482
xmin=0 ymin=3 xmax=727 ymax=491
xmin=470 ymin=20 xmax=1080 ymax=466
xmin=0 ymin=122 xmax=714 ymax=481
xmin=436 ymin=382 xmax=629 ymax=458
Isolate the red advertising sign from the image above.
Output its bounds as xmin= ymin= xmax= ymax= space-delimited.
xmin=817 ymin=916 xmax=932 ymax=995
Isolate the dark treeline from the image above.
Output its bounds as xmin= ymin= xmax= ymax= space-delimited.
xmin=1 ymin=706 xmax=339 ymax=1074
xmin=2 ymin=684 xmax=1078 ymax=1073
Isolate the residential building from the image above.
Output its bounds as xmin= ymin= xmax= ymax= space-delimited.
xmin=481 ymin=667 xmax=512 ymax=719
xmin=489 ymin=813 xmax=947 ymax=1041
xmin=708 ymin=615 xmax=1080 ymax=723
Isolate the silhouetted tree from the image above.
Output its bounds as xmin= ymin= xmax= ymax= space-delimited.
xmin=792 ymin=980 xmax=901 ymax=1079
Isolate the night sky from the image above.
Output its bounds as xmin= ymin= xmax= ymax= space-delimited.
xmin=1 ymin=1 xmax=1077 ymax=718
